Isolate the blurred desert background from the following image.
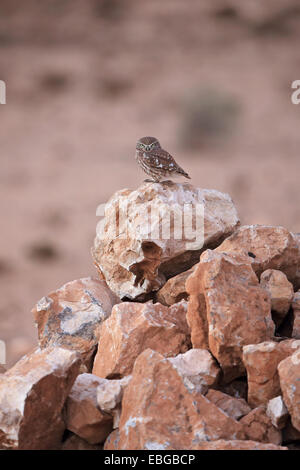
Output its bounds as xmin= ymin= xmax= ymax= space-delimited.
xmin=0 ymin=0 xmax=300 ymax=366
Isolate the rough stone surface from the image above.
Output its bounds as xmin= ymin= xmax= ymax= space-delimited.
xmin=243 ymin=339 xmax=300 ymax=407
xmin=278 ymin=349 xmax=300 ymax=431
xmin=156 ymin=266 xmax=195 ymax=306
xmin=0 ymin=366 xmax=6 ymax=374
xmin=205 ymin=389 xmax=251 ymax=421
xmin=240 ymin=406 xmax=282 ymax=445
xmin=193 ymin=440 xmax=287 ymax=450
xmin=292 ymin=291 xmax=300 ymax=338
xmin=266 ymin=396 xmax=289 ymax=429
xmin=104 ymin=429 xmax=120 ymax=450
xmin=92 ymin=182 xmax=240 ymax=300
xmin=117 ymin=349 xmax=245 ymax=450
xmin=0 ymin=347 xmax=81 ymax=450
xmin=216 ymin=225 xmax=300 ymax=290
xmin=32 ymin=277 xmax=120 ymax=368
xmin=65 ymin=373 xmax=113 ymax=444
xmin=97 ymin=375 xmax=131 ymax=413
xmin=92 ymin=301 xmax=190 ymax=378
xmin=260 ymin=269 xmax=294 ymax=326
xmin=168 ymin=349 xmax=220 ymax=394
xmin=61 ymin=434 xmax=103 ymax=450
xmin=186 ymin=249 xmax=274 ymax=381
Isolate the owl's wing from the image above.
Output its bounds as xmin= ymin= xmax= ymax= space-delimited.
xmin=144 ymin=149 xmax=182 ymax=173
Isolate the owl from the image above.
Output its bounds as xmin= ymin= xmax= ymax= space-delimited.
xmin=135 ymin=136 xmax=191 ymax=182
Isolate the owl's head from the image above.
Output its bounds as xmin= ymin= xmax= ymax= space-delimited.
xmin=136 ymin=136 xmax=161 ymax=152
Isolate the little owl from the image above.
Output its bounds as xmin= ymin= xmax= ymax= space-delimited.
xmin=135 ymin=136 xmax=191 ymax=183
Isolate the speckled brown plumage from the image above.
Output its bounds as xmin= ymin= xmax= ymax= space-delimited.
xmin=135 ymin=136 xmax=191 ymax=182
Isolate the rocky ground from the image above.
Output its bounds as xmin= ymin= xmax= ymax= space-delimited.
xmin=0 ymin=180 xmax=299 ymax=450
xmin=1 ymin=0 xmax=300 ymax=366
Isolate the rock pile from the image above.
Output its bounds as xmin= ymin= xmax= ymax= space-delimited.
xmin=0 ymin=181 xmax=299 ymax=450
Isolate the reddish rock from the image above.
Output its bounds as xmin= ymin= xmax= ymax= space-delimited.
xmin=243 ymin=339 xmax=300 ymax=406
xmin=278 ymin=349 xmax=300 ymax=431
xmin=117 ymin=349 xmax=245 ymax=450
xmin=65 ymin=373 xmax=113 ymax=444
xmin=0 ymin=347 xmax=81 ymax=450
xmin=292 ymin=291 xmax=300 ymax=338
xmin=32 ymin=277 xmax=120 ymax=368
xmin=205 ymin=389 xmax=251 ymax=420
xmin=0 ymin=366 xmax=6 ymax=374
xmin=104 ymin=429 xmax=121 ymax=450
xmin=216 ymin=225 xmax=300 ymax=289
xmin=156 ymin=266 xmax=195 ymax=306
xmin=260 ymin=269 xmax=294 ymax=326
xmin=186 ymin=250 xmax=274 ymax=381
xmin=92 ymin=182 xmax=239 ymax=300
xmin=240 ymin=406 xmax=282 ymax=445
xmin=266 ymin=396 xmax=289 ymax=430
xmin=61 ymin=434 xmax=103 ymax=450
xmin=193 ymin=440 xmax=287 ymax=450
xmin=168 ymin=349 xmax=220 ymax=394
xmin=220 ymin=379 xmax=248 ymax=400
xmin=93 ymin=301 xmax=190 ymax=378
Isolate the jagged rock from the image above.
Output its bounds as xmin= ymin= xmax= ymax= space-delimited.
xmin=215 ymin=225 xmax=300 ymax=290
xmin=92 ymin=301 xmax=190 ymax=378
xmin=193 ymin=440 xmax=287 ymax=450
xmin=266 ymin=396 xmax=289 ymax=429
xmin=92 ymin=182 xmax=239 ymax=300
xmin=260 ymin=269 xmax=294 ymax=326
xmin=278 ymin=349 xmax=300 ymax=431
xmin=243 ymin=339 xmax=300 ymax=406
xmin=292 ymin=291 xmax=300 ymax=338
xmin=168 ymin=349 xmax=220 ymax=394
xmin=32 ymin=277 xmax=120 ymax=368
xmin=0 ymin=347 xmax=81 ymax=450
xmin=205 ymin=389 xmax=251 ymax=420
xmin=65 ymin=373 xmax=113 ymax=444
xmin=186 ymin=250 xmax=274 ymax=381
xmin=104 ymin=429 xmax=120 ymax=450
xmin=117 ymin=349 xmax=245 ymax=450
xmin=97 ymin=375 xmax=131 ymax=413
xmin=156 ymin=266 xmax=195 ymax=306
xmin=240 ymin=406 xmax=282 ymax=445
xmin=61 ymin=434 xmax=103 ymax=450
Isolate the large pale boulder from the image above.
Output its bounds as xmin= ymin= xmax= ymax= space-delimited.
xmin=92 ymin=301 xmax=190 ymax=378
xmin=117 ymin=349 xmax=245 ymax=450
xmin=186 ymin=250 xmax=274 ymax=381
xmin=32 ymin=278 xmax=120 ymax=368
xmin=216 ymin=225 xmax=300 ymax=289
xmin=242 ymin=339 xmax=300 ymax=407
xmin=92 ymin=182 xmax=239 ymax=299
xmin=278 ymin=349 xmax=300 ymax=431
xmin=0 ymin=347 xmax=81 ymax=450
